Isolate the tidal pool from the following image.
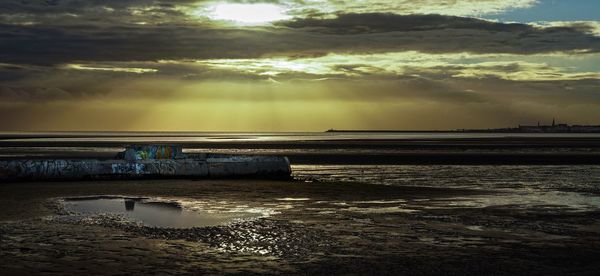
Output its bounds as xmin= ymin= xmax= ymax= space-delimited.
xmin=61 ymin=197 xmax=263 ymax=228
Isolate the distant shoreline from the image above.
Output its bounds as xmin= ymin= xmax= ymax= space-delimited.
xmin=326 ymin=122 xmax=600 ymax=133
xmin=325 ymin=129 xmax=600 ymax=134
xmin=325 ymin=130 xmax=456 ymax=133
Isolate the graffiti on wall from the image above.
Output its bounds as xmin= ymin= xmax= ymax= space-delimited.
xmin=121 ymin=145 xmax=181 ymax=160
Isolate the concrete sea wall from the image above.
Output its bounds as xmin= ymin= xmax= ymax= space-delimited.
xmin=0 ymin=155 xmax=291 ymax=181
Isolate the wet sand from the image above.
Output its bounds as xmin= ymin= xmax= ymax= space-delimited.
xmin=2 ymin=180 xmax=600 ymax=275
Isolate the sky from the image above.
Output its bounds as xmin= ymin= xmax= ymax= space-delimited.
xmin=0 ymin=0 xmax=599 ymax=131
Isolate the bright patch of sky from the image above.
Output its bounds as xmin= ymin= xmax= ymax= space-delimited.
xmin=486 ymin=0 xmax=600 ymax=22
xmin=161 ymin=52 xmax=600 ymax=81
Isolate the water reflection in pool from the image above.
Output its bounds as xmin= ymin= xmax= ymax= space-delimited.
xmin=62 ymin=197 xmax=263 ymax=228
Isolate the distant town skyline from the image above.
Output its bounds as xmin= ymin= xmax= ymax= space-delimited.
xmin=1 ymin=0 xmax=599 ymax=131
xmin=325 ymin=119 xmax=600 ymax=133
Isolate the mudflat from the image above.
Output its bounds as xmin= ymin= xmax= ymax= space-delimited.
xmin=2 ymin=179 xmax=600 ymax=275
xmin=2 ymin=134 xmax=600 ymax=274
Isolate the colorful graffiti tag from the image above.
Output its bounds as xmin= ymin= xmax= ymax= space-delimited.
xmin=123 ymin=145 xmax=181 ymax=160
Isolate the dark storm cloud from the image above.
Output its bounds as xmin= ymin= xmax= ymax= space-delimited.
xmin=0 ymin=0 xmax=200 ymax=28
xmin=1 ymin=2 xmax=599 ymax=65
xmin=0 ymin=0 xmax=199 ymax=12
xmin=280 ymin=13 xmax=534 ymax=33
xmin=278 ymin=13 xmax=600 ymax=52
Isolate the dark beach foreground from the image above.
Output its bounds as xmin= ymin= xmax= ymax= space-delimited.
xmin=2 ymin=133 xmax=600 ymax=275
xmin=1 ymin=180 xmax=600 ymax=275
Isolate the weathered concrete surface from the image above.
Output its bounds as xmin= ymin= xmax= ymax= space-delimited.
xmin=0 ymin=145 xmax=291 ymax=181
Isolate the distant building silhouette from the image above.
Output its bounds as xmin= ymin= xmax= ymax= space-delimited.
xmin=457 ymin=118 xmax=600 ymax=133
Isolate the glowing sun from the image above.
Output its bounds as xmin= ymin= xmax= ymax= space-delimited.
xmin=207 ymin=3 xmax=291 ymax=24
